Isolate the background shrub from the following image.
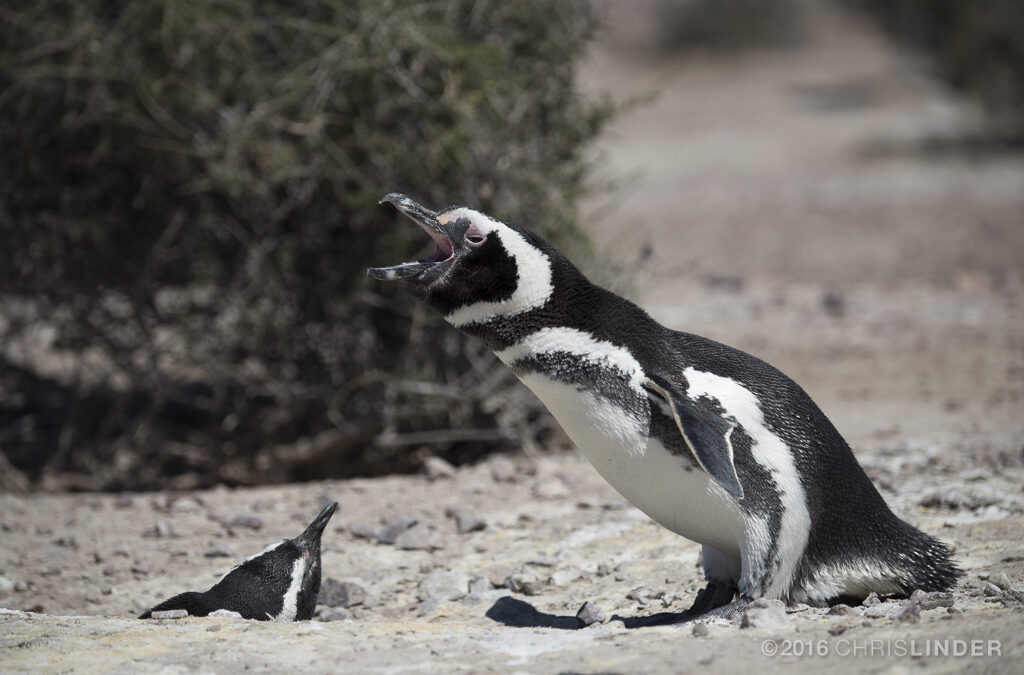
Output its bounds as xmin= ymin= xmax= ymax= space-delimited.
xmin=0 ymin=0 xmax=613 ymax=490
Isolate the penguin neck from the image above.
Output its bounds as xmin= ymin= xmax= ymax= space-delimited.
xmin=455 ymin=263 xmax=658 ymax=354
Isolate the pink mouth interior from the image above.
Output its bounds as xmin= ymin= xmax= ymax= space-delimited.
xmin=419 ymin=230 xmax=454 ymax=263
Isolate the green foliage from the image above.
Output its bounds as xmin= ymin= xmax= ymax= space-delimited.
xmin=0 ymin=0 xmax=614 ymax=490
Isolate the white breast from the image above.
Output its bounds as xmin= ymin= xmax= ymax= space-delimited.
xmin=516 ymin=371 xmax=744 ymax=558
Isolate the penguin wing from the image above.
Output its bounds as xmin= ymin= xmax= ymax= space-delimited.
xmin=643 ymin=375 xmax=744 ymax=500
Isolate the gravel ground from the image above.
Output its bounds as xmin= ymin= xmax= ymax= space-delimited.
xmin=2 ymin=1 xmax=1024 ymax=673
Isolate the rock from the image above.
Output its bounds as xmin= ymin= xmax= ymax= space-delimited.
xmin=828 ymin=625 xmax=847 ymax=636
xmin=828 ymin=604 xmax=855 ymax=616
xmin=112 ymin=495 xmax=134 ymax=509
xmin=468 ymin=575 xmax=494 ymax=594
xmin=349 ymin=523 xmax=378 ymax=540
xmin=143 ymin=521 xmax=176 ymax=538
xmin=481 ymin=565 xmax=518 ymax=588
xmin=596 ymin=562 xmax=615 ymax=576
xmin=505 ymin=575 xmax=544 ymax=596
xmin=576 ymin=601 xmax=605 ymax=626
xmin=993 ymin=573 xmax=1012 ymax=591
xmin=692 ymin=622 xmax=709 ymax=637
xmin=151 ymin=609 xmax=189 ymax=619
xmin=38 ymin=566 xmax=61 ymax=577
xmin=786 ymin=603 xmax=811 ymax=613
xmin=0 ymin=575 xmax=15 ymax=592
xmin=422 ymin=456 xmax=456 ymax=480
xmin=319 ymin=579 xmax=368 ymax=608
xmin=982 ymin=582 xmax=1003 ymax=597
xmin=208 ymin=609 xmax=242 ymax=619
xmin=318 ymin=606 xmax=352 ymax=622
xmin=531 ymin=478 xmax=570 ymax=499
xmin=228 ymin=515 xmax=263 ymax=531
xmin=977 ymin=571 xmax=991 ymax=580
xmin=171 ymin=497 xmax=203 ymax=513
xmin=376 ymin=515 xmax=417 ymax=545
xmin=203 ymin=545 xmax=234 ymax=558
xmin=862 ymin=592 xmax=880 ymax=607
xmin=394 ymin=525 xmax=443 ymax=551
xmin=100 ymin=585 xmax=112 ymax=595
xmin=740 ymin=601 xmax=789 ymax=629
xmin=548 ymin=567 xmax=583 ymax=587
xmin=489 ymin=456 xmax=520 ymax=483
xmin=626 ymin=587 xmax=667 ymax=608
xmin=889 ymin=601 xmax=920 ymax=624
xmin=417 ymin=571 xmax=469 ymax=603
xmin=916 ymin=591 xmax=954 ymax=610
xmin=452 ymin=512 xmax=486 ymax=534
xmin=864 ymin=602 xmax=900 ymax=618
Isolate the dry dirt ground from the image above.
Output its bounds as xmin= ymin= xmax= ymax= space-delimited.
xmin=3 ymin=2 xmax=1024 ymax=673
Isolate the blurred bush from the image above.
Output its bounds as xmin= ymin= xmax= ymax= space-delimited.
xmin=0 ymin=0 xmax=614 ymax=491
xmin=850 ymin=0 xmax=1024 ymax=132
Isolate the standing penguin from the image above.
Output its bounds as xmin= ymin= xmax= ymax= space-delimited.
xmin=139 ymin=502 xmax=337 ymax=621
xmin=368 ymin=193 xmax=959 ymax=619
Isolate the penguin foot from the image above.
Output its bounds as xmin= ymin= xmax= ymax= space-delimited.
xmin=614 ymin=581 xmax=742 ymax=628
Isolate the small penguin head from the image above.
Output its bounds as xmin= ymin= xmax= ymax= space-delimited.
xmin=368 ymin=193 xmax=557 ymax=326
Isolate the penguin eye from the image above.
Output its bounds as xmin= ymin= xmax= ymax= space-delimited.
xmin=465 ymin=232 xmax=486 ymax=247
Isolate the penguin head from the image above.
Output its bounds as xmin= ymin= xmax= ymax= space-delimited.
xmin=368 ymin=193 xmax=559 ymax=327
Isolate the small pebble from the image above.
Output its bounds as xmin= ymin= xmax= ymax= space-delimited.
xmin=151 ymin=609 xmax=189 ymax=620
xmin=319 ymin=579 xmax=368 ymax=608
xmin=228 ymin=515 xmax=263 ymax=531
xmin=576 ymin=600 xmax=605 ymax=626
xmin=468 ymin=575 xmax=494 ymax=594
xmin=453 ymin=512 xmax=486 ymax=534
xmin=100 ymin=585 xmax=113 ymax=595
xmin=862 ymin=592 xmax=880 ymax=607
xmin=548 ymin=567 xmax=583 ymax=587
xmin=692 ymin=622 xmax=709 ymax=637
xmin=740 ymin=602 xmax=789 ymax=629
xmin=422 ymin=456 xmax=456 ymax=480
xmin=828 ymin=604 xmax=855 ymax=616
xmin=418 ymin=571 xmax=469 ymax=603
xmin=37 ymin=566 xmax=61 ymax=577
xmin=203 ymin=545 xmax=234 ymax=558
xmin=319 ymin=606 xmax=352 ymax=622
xmin=993 ymin=573 xmax=1012 ymax=591
xmin=394 ymin=525 xmax=442 ymax=551
xmin=889 ymin=601 xmax=920 ymax=624
xmin=505 ymin=575 xmax=543 ymax=596
xmin=982 ymin=582 xmax=1002 ymax=597
xmin=977 ymin=571 xmax=990 ymax=580
xmin=208 ymin=609 xmax=242 ymax=619
xmin=917 ymin=591 xmax=954 ymax=610
xmin=376 ymin=515 xmax=418 ymax=545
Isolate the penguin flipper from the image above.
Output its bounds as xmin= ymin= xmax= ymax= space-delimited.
xmin=643 ymin=375 xmax=744 ymax=500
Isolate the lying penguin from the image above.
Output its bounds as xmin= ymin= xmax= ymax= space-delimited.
xmin=140 ymin=501 xmax=337 ymax=621
xmin=368 ymin=193 xmax=960 ymax=621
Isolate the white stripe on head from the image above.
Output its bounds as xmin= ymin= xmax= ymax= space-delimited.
xmin=442 ymin=209 xmax=553 ymax=327
xmin=682 ymin=367 xmax=811 ymax=600
xmin=275 ymin=555 xmax=307 ymax=622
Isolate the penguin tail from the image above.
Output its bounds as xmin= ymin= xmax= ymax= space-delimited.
xmin=892 ymin=523 xmax=962 ymax=594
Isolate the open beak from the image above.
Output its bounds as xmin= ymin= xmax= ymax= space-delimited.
xmin=293 ymin=501 xmax=337 ymax=551
xmin=367 ymin=193 xmax=455 ymax=282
